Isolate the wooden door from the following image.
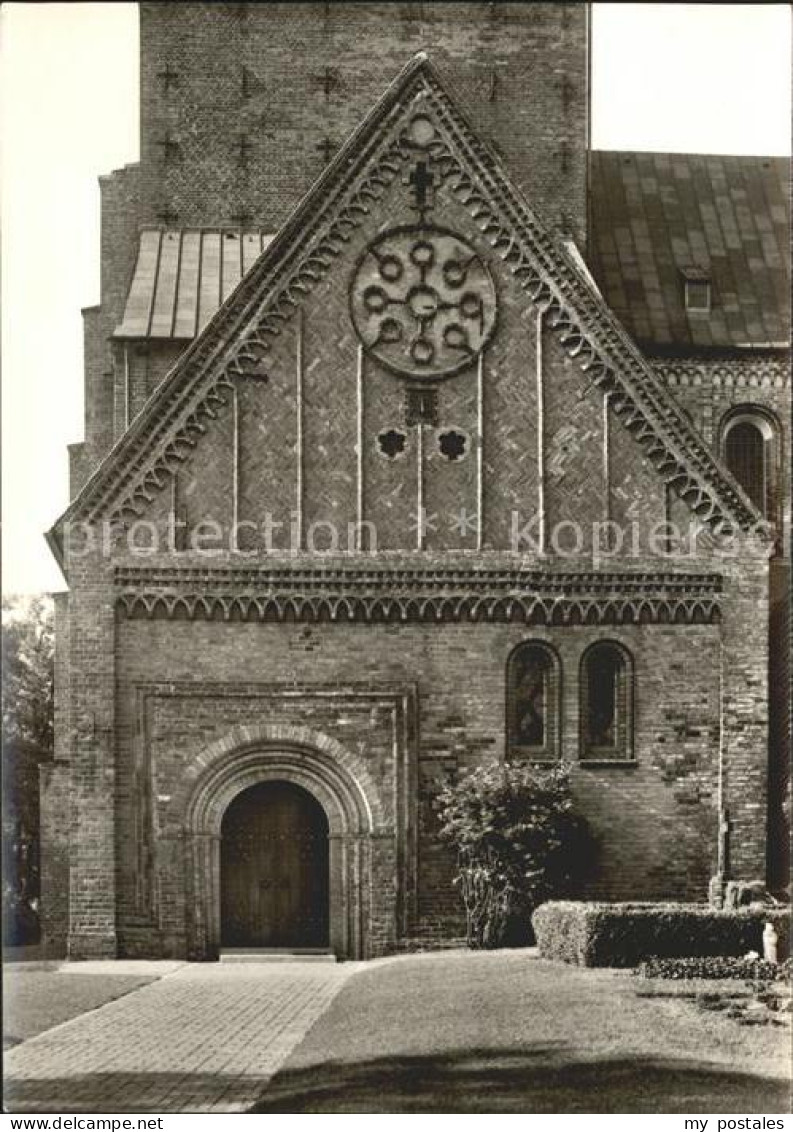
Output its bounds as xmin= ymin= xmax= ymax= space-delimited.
xmin=220 ymin=781 xmax=329 ymax=948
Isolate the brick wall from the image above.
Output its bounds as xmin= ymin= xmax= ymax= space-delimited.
xmin=718 ymin=546 xmax=772 ymax=881
xmin=40 ymin=593 xmax=72 ymax=955
xmin=108 ymin=590 xmax=736 ymax=953
xmin=81 ymin=165 xmax=143 ymax=477
xmin=126 ymin=164 xmax=682 ymax=559
xmin=657 ymin=356 xmax=791 ymax=554
xmin=63 ymin=553 xmax=119 ymax=959
xmin=38 ymin=761 xmax=70 ymax=957
xmin=661 ymin=356 xmax=789 ymax=893
xmin=768 ymin=559 xmax=790 ymax=890
xmin=139 ymin=2 xmax=590 ymax=242
xmin=55 ymin=521 xmax=770 ymax=959
xmin=119 ymin=341 xmax=187 ymax=433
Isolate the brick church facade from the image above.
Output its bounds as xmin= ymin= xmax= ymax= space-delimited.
xmin=43 ymin=4 xmax=790 ymax=960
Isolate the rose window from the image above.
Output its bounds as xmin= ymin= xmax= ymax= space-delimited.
xmin=350 ymin=226 xmax=497 ymax=380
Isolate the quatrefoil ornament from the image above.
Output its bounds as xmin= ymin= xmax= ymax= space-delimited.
xmin=350 ymin=226 xmax=497 ymax=380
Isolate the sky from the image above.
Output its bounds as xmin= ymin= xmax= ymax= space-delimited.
xmin=1 ymin=3 xmax=791 ymax=595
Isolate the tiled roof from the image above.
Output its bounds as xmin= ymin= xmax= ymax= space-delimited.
xmin=115 ymin=228 xmax=274 ymax=339
xmin=589 ymin=151 xmax=791 ymax=351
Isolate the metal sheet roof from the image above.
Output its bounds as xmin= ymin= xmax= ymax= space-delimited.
xmin=589 ymin=152 xmax=791 ymax=350
xmin=114 ymin=228 xmax=274 ymax=339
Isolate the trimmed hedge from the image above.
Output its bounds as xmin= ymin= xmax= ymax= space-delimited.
xmin=635 ymin=956 xmax=793 ymax=981
xmin=531 ymin=901 xmax=791 ymax=968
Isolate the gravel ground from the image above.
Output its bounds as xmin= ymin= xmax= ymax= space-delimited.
xmin=254 ymin=950 xmax=791 ymax=1113
xmin=2 ymin=970 xmax=160 ymax=1048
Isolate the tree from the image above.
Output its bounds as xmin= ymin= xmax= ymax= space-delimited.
xmin=436 ymin=761 xmax=589 ymax=950
xmin=2 ymin=594 xmax=55 ymax=943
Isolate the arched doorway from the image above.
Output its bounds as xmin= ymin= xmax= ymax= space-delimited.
xmin=220 ymin=781 xmax=329 ymax=949
xmin=182 ymin=729 xmax=387 ymax=960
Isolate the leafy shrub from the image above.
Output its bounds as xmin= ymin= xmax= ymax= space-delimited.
xmin=436 ymin=762 xmax=589 ymax=949
xmin=532 ymin=901 xmax=791 ymax=968
xmin=635 ymin=956 xmax=793 ymax=980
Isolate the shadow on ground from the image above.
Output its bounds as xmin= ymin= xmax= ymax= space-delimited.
xmin=4 ymin=1052 xmax=788 ymax=1114
xmin=4 ymin=1073 xmax=253 ymax=1114
xmin=252 ymin=1047 xmax=790 ymax=1114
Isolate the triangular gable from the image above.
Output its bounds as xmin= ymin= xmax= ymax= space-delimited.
xmin=49 ymin=53 xmax=766 ymax=570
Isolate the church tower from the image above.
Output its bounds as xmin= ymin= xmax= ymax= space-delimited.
xmin=73 ymin=3 xmax=590 ymax=489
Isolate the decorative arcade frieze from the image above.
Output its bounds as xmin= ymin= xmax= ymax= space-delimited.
xmin=655 ymin=358 xmax=790 ymax=390
xmin=115 ymin=565 xmax=723 ymax=626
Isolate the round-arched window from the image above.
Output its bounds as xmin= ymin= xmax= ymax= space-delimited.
xmin=725 ymin=421 xmax=765 ymax=513
xmin=506 ymin=642 xmax=561 ymax=762
xmin=580 ymin=642 xmax=633 ymax=762
xmin=721 ymin=409 xmax=777 ymax=520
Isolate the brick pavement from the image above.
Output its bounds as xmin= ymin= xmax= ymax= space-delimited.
xmin=4 ymin=960 xmax=356 ymax=1114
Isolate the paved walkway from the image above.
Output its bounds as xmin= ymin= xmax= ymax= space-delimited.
xmin=5 ymin=952 xmax=789 ymax=1114
xmin=4 ymin=961 xmax=354 ymax=1113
